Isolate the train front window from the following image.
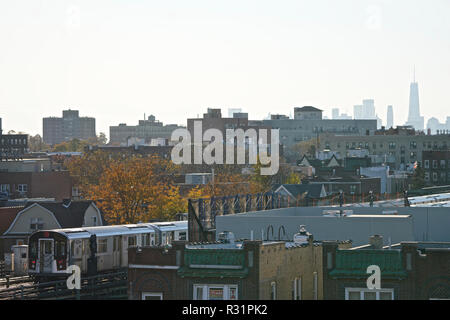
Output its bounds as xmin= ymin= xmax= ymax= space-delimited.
xmin=30 ymin=242 xmax=38 ymax=257
xmin=44 ymin=241 xmax=52 ymax=254
xmin=56 ymin=241 xmax=66 ymax=257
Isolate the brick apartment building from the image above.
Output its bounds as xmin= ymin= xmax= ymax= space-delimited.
xmin=322 ymin=235 xmax=450 ymax=300
xmin=128 ymin=229 xmax=351 ymax=300
xmin=422 ymin=150 xmax=450 ymax=186
xmin=0 ymin=171 xmax=73 ymax=201
xmin=43 ymin=109 xmax=96 ymax=145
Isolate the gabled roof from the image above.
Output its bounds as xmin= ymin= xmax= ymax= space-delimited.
xmin=274 ymin=184 xmax=326 ymax=199
xmin=0 ymin=207 xmax=24 ymax=235
xmin=325 ymin=154 xmax=342 ymax=168
xmin=297 ymin=155 xmax=323 ymax=168
xmin=22 ymin=201 xmax=95 ymax=228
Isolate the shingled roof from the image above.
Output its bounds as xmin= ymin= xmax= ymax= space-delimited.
xmin=23 ymin=201 xmax=102 ymax=228
xmin=0 ymin=207 xmax=24 ymax=235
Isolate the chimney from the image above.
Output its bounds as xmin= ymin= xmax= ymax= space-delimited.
xmin=369 ymin=235 xmax=383 ymax=249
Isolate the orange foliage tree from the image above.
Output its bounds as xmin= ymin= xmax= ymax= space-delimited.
xmin=87 ymin=156 xmax=186 ymax=224
xmin=67 ymin=152 xmax=186 ymax=224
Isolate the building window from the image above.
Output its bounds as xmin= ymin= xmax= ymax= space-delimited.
xmin=292 ymin=277 xmax=302 ymax=300
xmin=17 ymin=184 xmax=28 ymax=193
xmin=141 ymin=292 xmax=163 ymax=300
xmin=424 ymin=160 xmax=430 ymax=169
xmin=410 ymin=141 xmax=417 ymax=149
xmin=30 ymin=218 xmax=44 ymax=231
xmin=440 ymin=160 xmax=446 ymax=168
xmin=271 ymin=282 xmax=277 ymax=300
xmin=178 ymin=232 xmax=187 ymax=241
xmin=432 ymin=160 xmax=438 ymax=169
xmin=433 ymin=172 xmax=438 ymax=182
xmin=425 ymin=172 xmax=430 ymax=181
xmin=72 ymin=187 xmax=80 ymax=197
xmin=345 ymin=288 xmax=394 ymax=300
xmin=313 ymin=272 xmax=318 ymax=300
xmin=193 ymin=285 xmax=238 ymax=300
xmin=0 ymin=184 xmax=10 ymax=193
xmin=389 ymin=142 xmax=396 ymax=149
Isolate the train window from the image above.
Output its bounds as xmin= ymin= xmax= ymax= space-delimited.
xmin=44 ymin=241 xmax=52 ymax=254
xmin=143 ymin=234 xmax=150 ymax=246
xmin=178 ymin=232 xmax=187 ymax=241
xmin=150 ymin=234 xmax=155 ymax=245
xmin=56 ymin=241 xmax=66 ymax=257
xmin=98 ymin=239 xmax=108 ymax=253
xmin=128 ymin=236 xmax=136 ymax=248
xmin=71 ymin=240 xmax=82 ymax=257
xmin=30 ymin=242 xmax=38 ymax=257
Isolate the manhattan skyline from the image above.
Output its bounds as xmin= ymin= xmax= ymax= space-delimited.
xmin=1 ymin=0 xmax=449 ymax=137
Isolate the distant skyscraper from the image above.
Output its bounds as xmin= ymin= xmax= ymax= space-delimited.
xmin=228 ymin=108 xmax=242 ymax=118
xmin=387 ymin=105 xmax=394 ymax=128
xmin=353 ymin=105 xmax=363 ymax=119
xmin=332 ymin=108 xmax=339 ymax=120
xmin=376 ymin=115 xmax=382 ymax=129
xmin=362 ymin=99 xmax=376 ymax=119
xmin=405 ymin=73 xmax=424 ymax=130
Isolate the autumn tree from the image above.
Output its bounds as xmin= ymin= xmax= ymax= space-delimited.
xmin=28 ymin=134 xmax=50 ymax=152
xmin=65 ymin=150 xmax=119 ymax=195
xmin=87 ymin=156 xmax=186 ymax=224
xmin=290 ymin=138 xmax=319 ymax=160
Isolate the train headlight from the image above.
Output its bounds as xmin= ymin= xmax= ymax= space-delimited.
xmin=57 ymin=258 xmax=66 ymax=270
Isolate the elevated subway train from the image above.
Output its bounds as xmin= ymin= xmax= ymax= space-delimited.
xmin=28 ymin=221 xmax=187 ymax=278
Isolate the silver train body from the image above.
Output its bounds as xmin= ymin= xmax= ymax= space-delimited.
xmin=28 ymin=221 xmax=187 ymax=277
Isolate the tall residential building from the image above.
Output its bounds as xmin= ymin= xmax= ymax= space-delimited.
xmin=109 ymin=115 xmax=183 ymax=145
xmin=43 ymin=109 xmax=96 ymax=145
xmin=387 ymin=105 xmax=394 ymax=128
xmin=405 ymin=80 xmax=424 ymax=131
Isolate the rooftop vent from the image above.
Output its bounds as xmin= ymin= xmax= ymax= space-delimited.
xmin=217 ymin=231 xmax=235 ymax=245
xmin=369 ymin=234 xmax=384 ymax=249
xmin=293 ymin=225 xmax=313 ymax=244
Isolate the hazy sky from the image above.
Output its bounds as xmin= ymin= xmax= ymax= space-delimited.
xmin=1 ymin=0 xmax=449 ymax=138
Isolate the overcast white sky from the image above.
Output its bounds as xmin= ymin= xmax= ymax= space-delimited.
xmin=0 ymin=0 xmax=449 ymax=138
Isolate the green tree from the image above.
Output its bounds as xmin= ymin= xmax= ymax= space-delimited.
xmin=411 ymin=163 xmax=426 ymax=189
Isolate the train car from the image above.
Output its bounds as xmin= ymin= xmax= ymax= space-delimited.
xmin=28 ymin=221 xmax=187 ymax=279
